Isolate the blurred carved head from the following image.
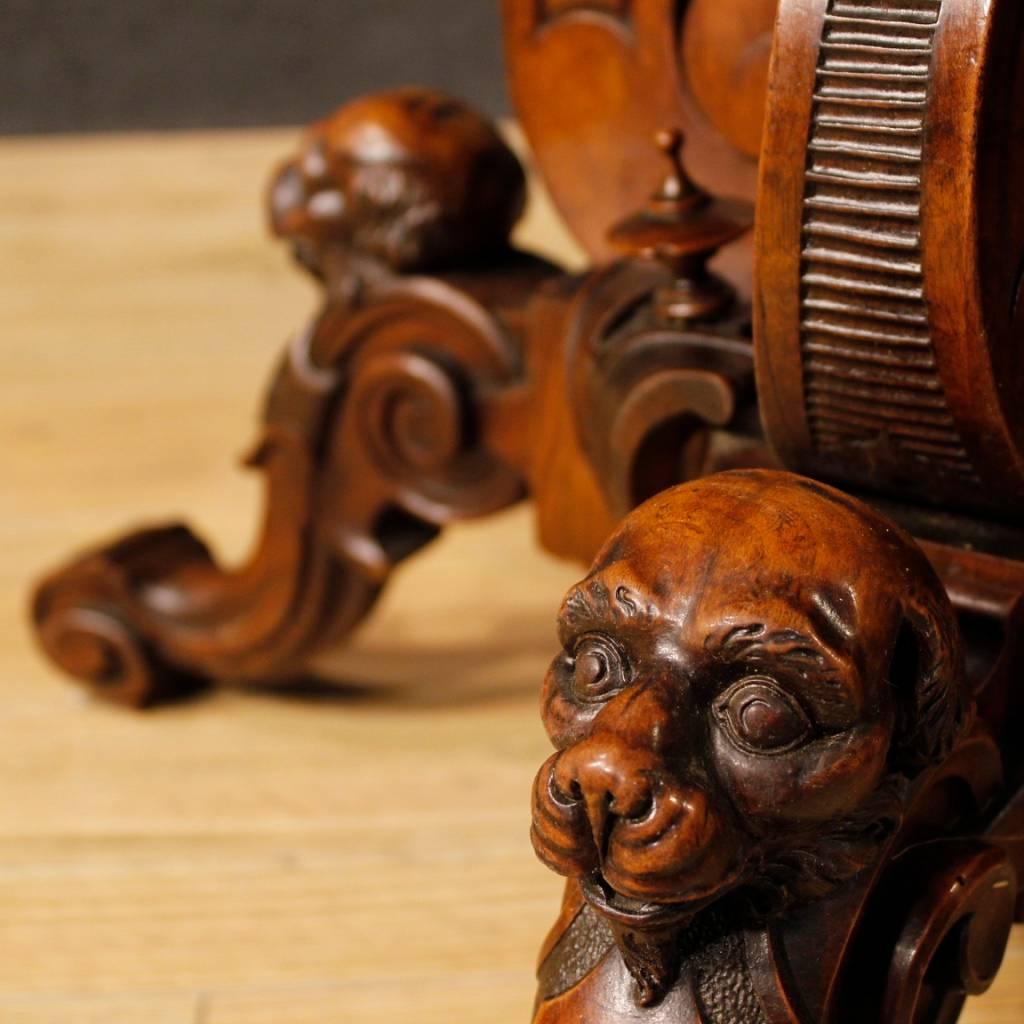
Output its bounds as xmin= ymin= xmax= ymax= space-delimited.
xmin=531 ymin=470 xmax=969 ymax=1003
xmin=268 ymin=87 xmax=525 ymax=277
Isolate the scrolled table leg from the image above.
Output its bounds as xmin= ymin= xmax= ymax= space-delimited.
xmin=31 ymin=87 xmax=551 ymax=705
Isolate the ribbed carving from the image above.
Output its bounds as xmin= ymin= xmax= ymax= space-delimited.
xmin=800 ymin=0 xmax=978 ymax=482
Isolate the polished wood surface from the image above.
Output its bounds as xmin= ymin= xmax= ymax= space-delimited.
xmin=530 ymin=471 xmax=1014 ymax=1022
xmin=755 ymin=0 xmax=1024 ymax=518
xmin=2 ymin=123 xmax=1021 ymax=1023
xmin=517 ymin=0 xmax=1024 ymax=1016
xmin=501 ymin=0 xmax=770 ymax=294
xmin=29 ymin=94 xmax=760 ymax=709
xmin=29 ymin=93 xmax=557 ymax=707
xmin=501 ymin=0 xmax=769 ymax=259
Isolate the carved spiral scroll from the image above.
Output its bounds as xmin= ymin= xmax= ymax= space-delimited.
xmin=564 ymin=261 xmax=754 ymax=518
xmin=319 ymin=277 xmax=526 ymax=528
xmin=881 ymin=842 xmax=1016 ymax=1023
xmin=348 ymin=343 xmax=520 ymax=524
xmin=32 ymin=270 xmax=534 ymax=705
xmin=356 ymin=350 xmax=464 ymax=481
xmin=39 ymin=605 xmax=155 ymax=707
xmin=33 ymin=525 xmax=213 ymax=706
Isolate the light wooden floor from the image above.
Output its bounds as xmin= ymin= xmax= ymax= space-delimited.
xmin=1 ymin=126 xmax=1020 ymax=1023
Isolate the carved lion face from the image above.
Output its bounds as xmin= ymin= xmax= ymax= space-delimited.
xmin=531 ymin=470 xmax=967 ymax=999
xmin=267 ymin=87 xmax=524 ymax=276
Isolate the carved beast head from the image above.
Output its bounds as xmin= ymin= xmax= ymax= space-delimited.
xmin=530 ymin=470 xmax=970 ymax=1003
xmin=267 ymin=87 xmax=525 ymax=277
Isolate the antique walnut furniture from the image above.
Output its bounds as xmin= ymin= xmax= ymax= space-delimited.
xmin=30 ymin=0 xmax=786 ymax=704
xmin=29 ymin=0 xmax=1024 ymax=1019
xmin=530 ymin=471 xmax=1022 ymax=1023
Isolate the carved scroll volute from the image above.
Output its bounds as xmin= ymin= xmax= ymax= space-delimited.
xmin=31 ymin=278 xmax=530 ymax=705
xmin=754 ymin=0 xmax=1024 ymax=518
xmin=501 ymin=0 xmax=768 ymax=263
xmin=31 ymin=87 xmax=544 ymax=706
xmin=836 ymin=833 xmax=1017 ymax=1024
xmin=314 ymin=277 xmax=527 ymax=532
xmin=880 ymin=842 xmax=1016 ymax=1023
xmin=536 ymin=130 xmax=756 ymax=532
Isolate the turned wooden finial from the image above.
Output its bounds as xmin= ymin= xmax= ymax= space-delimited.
xmin=607 ymin=129 xmax=752 ymax=323
xmin=651 ymin=128 xmax=698 ymax=206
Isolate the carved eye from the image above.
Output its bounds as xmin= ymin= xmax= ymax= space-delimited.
xmin=570 ymin=635 xmax=628 ymax=704
xmin=715 ymin=677 xmax=812 ymax=753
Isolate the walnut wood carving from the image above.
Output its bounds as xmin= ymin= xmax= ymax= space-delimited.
xmin=521 ymin=0 xmax=1024 ymax=1019
xmin=32 ymin=90 xmax=544 ymax=705
xmin=501 ymin=0 xmax=774 ymax=289
xmin=26 ymin=5 xmax=1024 ymax=1017
xmin=755 ymin=0 xmax=1024 ymax=519
xmin=32 ymin=88 xmax=756 ymax=704
xmin=530 ymin=471 xmax=1022 ymax=1022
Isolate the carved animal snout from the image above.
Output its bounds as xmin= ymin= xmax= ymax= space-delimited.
xmin=532 ymin=736 xmax=740 ymax=906
xmin=551 ymin=740 xmax=659 ymax=853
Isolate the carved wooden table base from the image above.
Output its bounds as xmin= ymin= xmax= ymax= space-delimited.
xmin=31 ymin=90 xmax=757 ymax=706
xmin=27 ymin=0 xmax=1024 ymax=1018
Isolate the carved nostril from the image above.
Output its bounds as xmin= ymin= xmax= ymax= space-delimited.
xmin=548 ymin=766 xmax=582 ymax=806
xmin=620 ymin=789 xmax=655 ymax=823
xmin=606 ymin=769 xmax=657 ymax=824
xmin=551 ymin=753 xmax=587 ymax=806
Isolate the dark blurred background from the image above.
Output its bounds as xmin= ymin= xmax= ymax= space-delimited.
xmin=3 ymin=0 xmax=509 ymax=135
